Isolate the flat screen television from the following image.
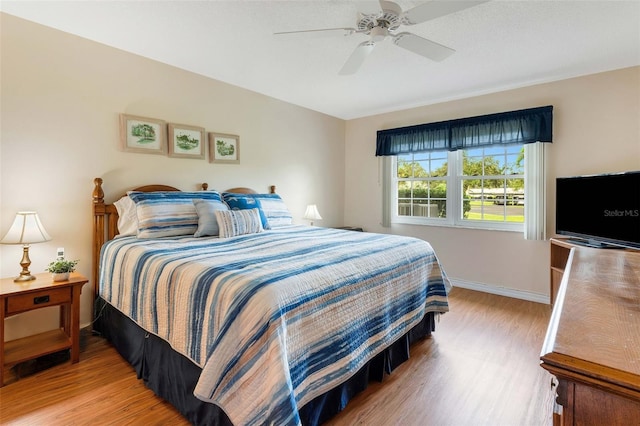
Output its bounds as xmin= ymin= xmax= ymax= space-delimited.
xmin=555 ymin=171 xmax=640 ymax=249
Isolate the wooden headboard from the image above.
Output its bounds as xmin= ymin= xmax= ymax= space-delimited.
xmin=91 ymin=177 xmax=275 ymax=298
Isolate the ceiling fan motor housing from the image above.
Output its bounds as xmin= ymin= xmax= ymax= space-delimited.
xmin=357 ymin=0 xmax=402 ymax=34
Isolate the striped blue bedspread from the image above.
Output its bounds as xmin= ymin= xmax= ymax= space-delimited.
xmin=99 ymin=225 xmax=450 ymax=425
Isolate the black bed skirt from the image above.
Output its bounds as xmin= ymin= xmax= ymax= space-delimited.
xmin=94 ymin=298 xmax=436 ymax=426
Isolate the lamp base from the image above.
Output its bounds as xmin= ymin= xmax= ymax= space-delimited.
xmin=14 ymin=273 xmax=36 ymax=283
xmin=13 ymin=245 xmax=37 ymax=282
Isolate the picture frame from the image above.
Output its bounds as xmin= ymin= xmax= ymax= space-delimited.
xmin=208 ymin=132 xmax=240 ymax=164
xmin=168 ymin=123 xmax=205 ymax=159
xmin=120 ymin=114 xmax=167 ymax=154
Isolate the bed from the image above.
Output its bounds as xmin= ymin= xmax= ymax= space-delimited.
xmin=91 ymin=177 xmax=451 ymax=425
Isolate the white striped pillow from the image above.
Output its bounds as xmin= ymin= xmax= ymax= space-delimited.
xmin=255 ymin=195 xmax=293 ymax=227
xmin=215 ymin=208 xmax=264 ymax=238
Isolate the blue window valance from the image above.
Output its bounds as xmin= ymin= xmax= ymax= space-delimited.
xmin=376 ymin=105 xmax=553 ymax=156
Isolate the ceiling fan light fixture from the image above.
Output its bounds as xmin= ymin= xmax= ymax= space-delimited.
xmin=370 ymin=26 xmax=388 ymax=42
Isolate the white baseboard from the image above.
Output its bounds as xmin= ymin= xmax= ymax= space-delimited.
xmin=450 ymin=278 xmax=550 ymax=305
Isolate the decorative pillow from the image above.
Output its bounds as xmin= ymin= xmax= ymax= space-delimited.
xmin=193 ymin=198 xmax=229 ymax=237
xmin=114 ymin=195 xmax=138 ymax=237
xmin=251 ymin=194 xmax=293 ymax=227
xmin=215 ymin=208 xmax=264 ymax=238
xmin=128 ymin=191 xmax=223 ymax=238
xmin=222 ymin=193 xmax=270 ymax=230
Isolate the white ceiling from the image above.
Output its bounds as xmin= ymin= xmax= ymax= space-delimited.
xmin=2 ymin=1 xmax=640 ymax=120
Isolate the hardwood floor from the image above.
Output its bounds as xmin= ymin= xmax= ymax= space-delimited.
xmin=326 ymin=288 xmax=555 ymax=426
xmin=0 ymin=288 xmax=554 ymax=425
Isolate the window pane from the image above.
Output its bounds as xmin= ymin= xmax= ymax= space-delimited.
xmin=397 ymin=155 xmax=414 ymax=177
xmin=464 ymin=178 xmax=485 ymax=220
xmin=463 ymin=151 xmax=483 ymax=176
xmin=397 ymin=181 xmax=411 ymax=199
xmin=483 ymin=155 xmax=503 ymax=176
xmin=414 ymin=180 xmax=428 ymax=201
xmin=430 ymin=180 xmax=447 ymax=218
xmin=415 ymin=160 xmax=429 ymax=177
xmin=506 ymin=154 xmax=522 ymax=174
xmin=398 ymin=202 xmax=412 ymax=216
xmin=505 ymin=177 xmax=524 ymax=223
xmin=397 ymin=181 xmax=411 ymax=216
xmin=431 ymin=157 xmax=447 ymax=176
xmin=507 ymin=178 xmax=525 ymax=207
xmin=397 ymin=157 xmax=412 ymax=178
xmin=484 ymin=178 xmax=505 ymax=203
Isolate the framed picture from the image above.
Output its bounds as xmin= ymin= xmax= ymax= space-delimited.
xmin=120 ymin=114 xmax=167 ymax=154
xmin=208 ymin=132 xmax=240 ymax=164
xmin=168 ymin=123 xmax=205 ymax=159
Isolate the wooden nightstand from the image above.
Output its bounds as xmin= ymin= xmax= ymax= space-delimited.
xmin=334 ymin=226 xmax=364 ymax=232
xmin=0 ymin=272 xmax=88 ymax=386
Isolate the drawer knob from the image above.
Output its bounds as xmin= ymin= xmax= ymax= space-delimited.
xmin=33 ymin=295 xmax=50 ymax=305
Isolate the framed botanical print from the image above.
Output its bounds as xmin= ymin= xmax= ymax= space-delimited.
xmin=208 ymin=132 xmax=240 ymax=164
xmin=120 ymin=114 xmax=167 ymax=154
xmin=168 ymin=123 xmax=205 ymax=159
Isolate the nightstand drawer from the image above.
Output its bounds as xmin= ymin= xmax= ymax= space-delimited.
xmin=6 ymin=287 xmax=71 ymax=315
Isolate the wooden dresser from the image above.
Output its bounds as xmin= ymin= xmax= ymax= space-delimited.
xmin=540 ymin=243 xmax=640 ymax=425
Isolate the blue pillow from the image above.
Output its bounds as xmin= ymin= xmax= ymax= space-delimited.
xmin=129 ymin=191 xmax=223 ymax=238
xmin=193 ymin=198 xmax=229 ymax=237
xmin=222 ymin=193 xmax=270 ymax=230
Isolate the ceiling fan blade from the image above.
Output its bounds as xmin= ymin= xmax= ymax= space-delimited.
xmin=379 ymin=0 xmax=403 ymax=16
xmin=403 ymin=1 xmax=489 ymax=25
xmin=339 ymin=41 xmax=375 ymax=75
xmin=393 ymin=32 xmax=455 ymax=62
xmin=274 ymin=28 xmax=359 ymax=37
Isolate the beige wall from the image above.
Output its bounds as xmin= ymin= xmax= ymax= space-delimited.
xmin=345 ymin=66 xmax=640 ymax=301
xmin=0 ymin=14 xmax=345 ymax=339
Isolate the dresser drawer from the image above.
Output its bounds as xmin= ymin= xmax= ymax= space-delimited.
xmin=5 ymin=287 xmax=71 ymax=315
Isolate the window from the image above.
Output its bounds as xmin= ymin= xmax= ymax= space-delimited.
xmin=392 ymin=144 xmax=528 ymax=232
xmin=378 ymin=106 xmax=551 ymax=239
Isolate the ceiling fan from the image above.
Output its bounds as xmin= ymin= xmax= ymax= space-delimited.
xmin=274 ymin=1 xmax=488 ymax=75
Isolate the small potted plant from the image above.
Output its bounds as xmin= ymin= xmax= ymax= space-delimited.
xmin=46 ymin=258 xmax=79 ymax=282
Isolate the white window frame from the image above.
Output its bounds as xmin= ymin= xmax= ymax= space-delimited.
xmin=386 ymin=143 xmax=546 ymax=238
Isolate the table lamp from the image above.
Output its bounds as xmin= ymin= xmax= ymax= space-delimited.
xmin=303 ymin=204 xmax=322 ymax=226
xmin=1 ymin=211 xmax=52 ymax=282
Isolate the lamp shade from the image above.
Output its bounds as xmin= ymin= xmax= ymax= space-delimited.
xmin=1 ymin=211 xmax=52 ymax=245
xmin=303 ymin=204 xmax=322 ymax=221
